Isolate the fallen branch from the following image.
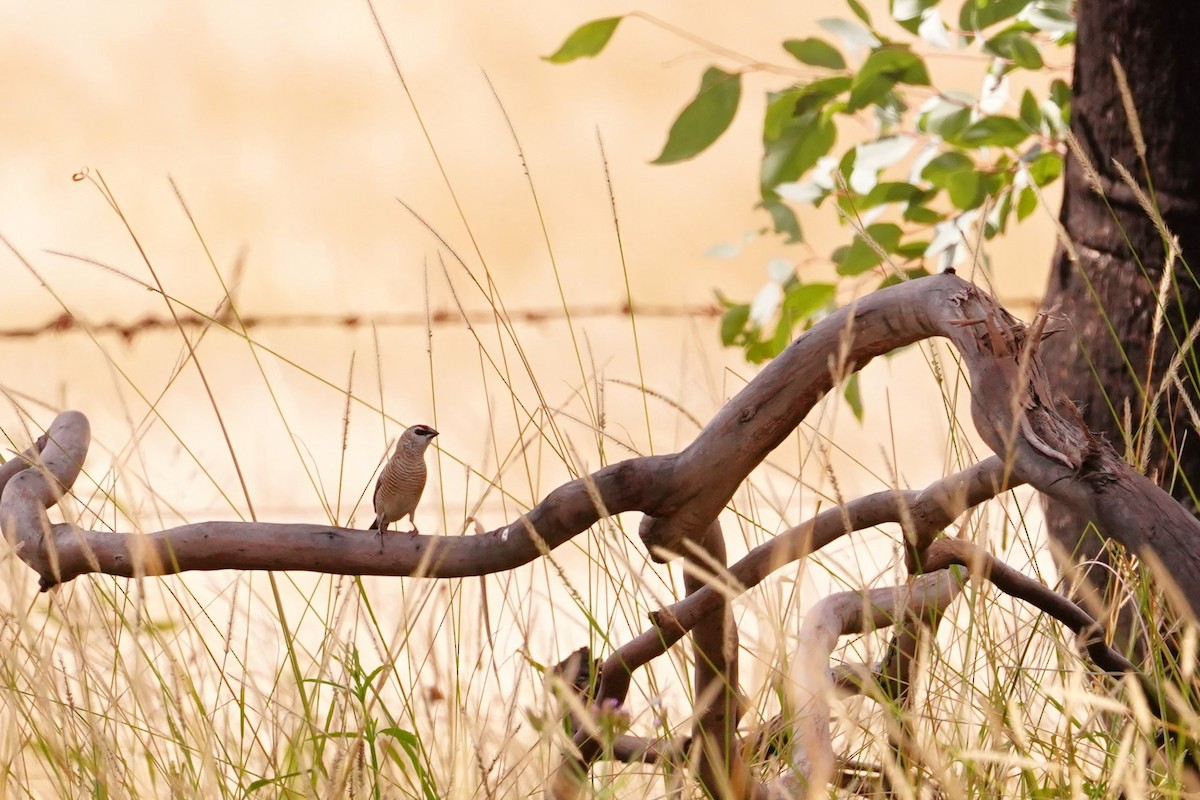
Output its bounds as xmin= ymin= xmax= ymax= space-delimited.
xmin=922 ymin=538 xmax=1200 ymax=776
xmin=10 ymin=276 xmax=1200 ymax=619
xmin=549 ymin=457 xmax=1011 ymax=793
xmin=768 ymin=571 xmax=964 ymax=799
xmin=9 ymin=274 xmax=1200 ymax=797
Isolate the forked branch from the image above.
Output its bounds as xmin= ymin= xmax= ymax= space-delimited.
xmin=12 ymin=274 xmax=1197 ymax=611
xmin=6 ymin=274 xmax=1200 ymax=798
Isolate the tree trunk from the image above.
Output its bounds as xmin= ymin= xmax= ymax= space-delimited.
xmin=1039 ymin=0 xmax=1200 ymax=646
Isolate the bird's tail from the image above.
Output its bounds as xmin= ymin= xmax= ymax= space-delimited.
xmin=368 ymin=516 xmax=382 ymax=530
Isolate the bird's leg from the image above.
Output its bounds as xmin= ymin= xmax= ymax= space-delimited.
xmin=374 ymin=519 xmax=390 ymax=554
xmin=406 ymin=511 xmax=420 ymax=536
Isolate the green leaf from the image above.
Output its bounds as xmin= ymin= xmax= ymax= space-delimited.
xmin=1025 ymin=3 xmax=1076 ymax=34
xmin=762 ymin=198 xmax=804 ymax=242
xmin=894 ymin=239 xmax=931 ymax=258
xmin=782 ymin=282 xmax=836 ymax=319
xmin=764 ymin=78 xmax=850 ymax=142
xmin=921 ymin=151 xmax=974 ymax=185
xmin=761 ymin=111 xmax=837 ymax=189
xmin=844 ymin=373 xmax=864 ymax=422
xmin=653 ymin=67 xmax=742 ymax=164
xmin=946 ymin=170 xmax=984 ymax=209
xmin=984 ymin=31 xmax=1044 ymax=69
xmin=920 ymin=98 xmax=972 ymax=139
xmin=848 ymin=47 xmax=930 ymax=111
xmin=985 ymin=188 xmax=1013 ymax=237
xmin=783 ymin=38 xmax=846 ymax=69
xmin=904 ymin=204 xmax=944 ymax=224
xmin=1026 ymin=151 xmax=1063 ymax=186
xmin=846 ymin=0 xmax=873 ymax=25
xmin=1016 ymin=185 xmax=1038 ymax=220
xmin=544 ymin=17 xmax=623 ymax=63
xmin=959 ymin=0 xmax=1032 ymax=33
xmin=848 ymin=74 xmax=898 ymax=112
xmin=835 ymin=223 xmax=903 ymax=275
xmin=763 ymin=92 xmax=801 ymax=142
xmin=861 ymin=181 xmax=924 ymax=208
xmin=956 ymin=116 xmax=1030 ymax=148
xmin=1019 ymin=89 xmax=1042 ymax=130
xmin=1049 ymin=78 xmax=1071 ymax=126
xmin=720 ymin=304 xmax=751 ymax=346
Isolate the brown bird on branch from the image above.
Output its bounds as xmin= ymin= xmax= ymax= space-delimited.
xmin=369 ymin=424 xmax=438 ymax=535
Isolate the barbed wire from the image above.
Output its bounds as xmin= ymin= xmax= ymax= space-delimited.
xmin=1 ymin=303 xmax=725 ymax=342
xmin=4 ymin=296 xmax=1043 ymax=342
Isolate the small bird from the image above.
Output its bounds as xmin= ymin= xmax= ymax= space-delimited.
xmin=369 ymin=424 xmax=438 ymax=535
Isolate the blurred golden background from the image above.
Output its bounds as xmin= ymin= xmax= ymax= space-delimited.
xmin=1 ymin=0 xmax=1058 ymax=520
xmin=0 ymin=3 xmax=1073 ymax=793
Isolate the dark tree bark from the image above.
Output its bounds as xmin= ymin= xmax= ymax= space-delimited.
xmin=1039 ymin=0 xmax=1200 ymax=646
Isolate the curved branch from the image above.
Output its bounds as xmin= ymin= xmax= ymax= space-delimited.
xmin=1 ymin=411 xmax=90 ymax=585
xmin=12 ymin=444 xmax=675 ymax=590
xmin=0 ymin=431 xmax=51 ymax=490
xmin=922 ymin=539 xmax=1135 ymax=674
xmin=11 ymin=275 xmax=1200 ymax=628
xmin=768 ymin=571 xmax=964 ymax=799
xmin=549 ymin=457 xmax=1012 ymax=791
xmin=922 ymin=538 xmax=1200 ymax=772
xmin=590 ymin=457 xmax=1012 ymax=709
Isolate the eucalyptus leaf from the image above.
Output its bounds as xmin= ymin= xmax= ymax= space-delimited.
xmin=1016 ymin=185 xmax=1038 ymax=219
xmin=846 ymin=0 xmax=873 ymax=25
xmin=956 ymin=116 xmax=1030 ymax=148
xmin=857 ymin=47 xmax=931 ymax=88
xmin=946 ymin=170 xmax=985 ymax=209
xmin=959 ymin=0 xmax=1032 ymax=33
xmin=921 ymin=151 xmax=974 ymax=186
xmin=861 ymin=181 xmax=924 ymax=208
xmin=776 ymin=181 xmax=827 ymax=204
xmin=782 ymin=282 xmax=836 ymax=322
xmin=1022 ymin=2 xmax=1076 ymax=35
xmin=856 ymin=135 xmax=916 ymax=171
xmin=1026 ymin=151 xmax=1063 ymax=186
xmin=904 ymin=204 xmax=944 ymax=224
xmin=653 ymin=67 xmax=742 ymax=164
xmin=761 ymin=111 xmax=837 ymax=189
xmin=984 ymin=31 xmax=1044 ymax=69
xmin=918 ymin=7 xmax=952 ymax=48
xmin=783 ymin=38 xmax=846 ymax=69
xmin=762 ymin=198 xmax=804 ymax=242
xmin=1019 ymin=89 xmax=1043 ymax=129
xmin=818 ymin=17 xmax=882 ymax=52
xmin=920 ymin=97 xmax=972 ymax=138
xmin=843 ymin=373 xmax=864 ymax=421
xmin=720 ymin=304 xmax=751 ymax=346
xmin=544 ymin=17 xmax=624 ymax=63
xmin=891 ymin=0 xmax=938 ymax=22
xmin=835 ymin=223 xmax=903 ymax=275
